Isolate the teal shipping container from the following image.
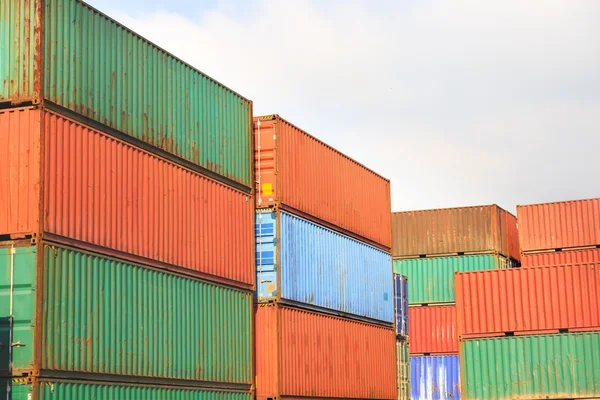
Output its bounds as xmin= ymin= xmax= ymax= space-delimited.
xmin=393 ymin=254 xmax=509 ymax=305
xmin=0 ymin=241 xmax=252 ymax=386
xmin=0 ymin=0 xmax=253 ymax=189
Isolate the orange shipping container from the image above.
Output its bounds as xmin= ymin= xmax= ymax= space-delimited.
xmin=254 ymin=115 xmax=391 ymax=249
xmin=0 ymin=107 xmax=254 ymax=289
xmin=392 ymin=205 xmax=519 ymax=260
xmin=255 ymin=304 xmax=397 ymax=400
xmin=408 ymin=305 xmax=458 ymax=354
xmin=522 ymin=248 xmax=600 ymax=268
xmin=517 ymin=198 xmax=600 ymax=253
xmin=455 ymin=263 xmax=600 ymax=338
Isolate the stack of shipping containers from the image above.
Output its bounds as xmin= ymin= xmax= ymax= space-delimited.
xmin=455 ymin=198 xmax=600 ymax=399
xmin=391 ymin=205 xmax=519 ymax=400
xmin=1 ymin=0 xmax=255 ymax=398
xmin=394 ymin=274 xmax=409 ymax=400
xmin=253 ymin=115 xmax=399 ymax=400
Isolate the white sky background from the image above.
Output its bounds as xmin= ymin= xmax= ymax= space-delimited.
xmin=92 ymin=0 xmax=600 ymax=213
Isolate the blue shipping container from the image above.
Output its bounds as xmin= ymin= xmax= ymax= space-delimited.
xmin=394 ymin=274 xmax=409 ymax=337
xmin=411 ymin=355 xmax=461 ymax=400
xmin=255 ymin=209 xmax=393 ymax=323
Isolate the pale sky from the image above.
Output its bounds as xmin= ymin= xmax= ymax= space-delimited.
xmin=89 ymin=0 xmax=600 ymax=213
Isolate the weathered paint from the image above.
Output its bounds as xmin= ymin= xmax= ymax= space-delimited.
xmin=394 ymin=274 xmax=409 ymax=337
xmin=518 ymin=198 xmax=600 ymax=252
xmin=0 ymin=378 xmax=252 ymax=400
xmin=393 ymin=255 xmax=509 ymax=305
xmin=254 ymin=115 xmax=391 ymax=249
xmin=255 ymin=209 xmax=393 ymax=324
xmin=0 ymin=107 xmax=255 ymax=288
xmin=396 ymin=339 xmax=410 ymax=400
xmin=255 ymin=304 xmax=397 ymax=400
xmin=411 ymin=355 xmax=461 ymax=400
xmin=392 ymin=205 xmax=519 ymax=260
xmin=1 ymin=0 xmax=253 ymax=188
xmin=409 ymin=305 xmax=458 ymax=354
xmin=455 ymin=263 xmax=600 ymax=338
xmin=460 ymin=332 xmax=600 ymax=399
xmin=0 ymin=242 xmax=252 ymax=384
xmin=522 ymin=247 xmax=600 ymax=268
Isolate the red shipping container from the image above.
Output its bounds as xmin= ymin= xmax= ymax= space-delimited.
xmin=455 ymin=263 xmax=600 ymax=338
xmin=408 ymin=305 xmax=458 ymax=354
xmin=522 ymin=248 xmax=600 ymax=268
xmin=254 ymin=115 xmax=391 ymax=249
xmin=0 ymin=107 xmax=254 ymax=288
xmin=517 ymin=198 xmax=600 ymax=253
xmin=392 ymin=205 xmax=519 ymax=260
xmin=255 ymin=304 xmax=397 ymax=400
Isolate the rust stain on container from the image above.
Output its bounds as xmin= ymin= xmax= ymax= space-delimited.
xmin=455 ymin=263 xmax=600 ymax=338
xmin=392 ymin=204 xmax=519 ymax=260
xmin=522 ymin=248 xmax=600 ymax=268
xmin=408 ymin=305 xmax=458 ymax=354
xmin=254 ymin=115 xmax=391 ymax=249
xmin=517 ymin=198 xmax=600 ymax=253
xmin=255 ymin=304 xmax=397 ymax=400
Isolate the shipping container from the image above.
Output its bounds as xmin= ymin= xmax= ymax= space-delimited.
xmin=397 ymin=339 xmax=410 ymax=400
xmin=518 ymin=198 xmax=600 ymax=253
xmin=394 ymin=274 xmax=409 ymax=337
xmin=0 ymin=242 xmax=252 ymax=385
xmin=393 ymin=255 xmax=509 ymax=305
xmin=254 ymin=115 xmax=391 ymax=249
xmin=254 ymin=304 xmax=397 ymax=400
xmin=255 ymin=209 xmax=393 ymax=324
xmin=522 ymin=247 xmax=600 ymax=268
xmin=392 ymin=205 xmax=519 ymax=260
xmin=409 ymin=305 xmax=458 ymax=354
xmin=0 ymin=0 xmax=253 ymax=188
xmin=455 ymin=263 xmax=600 ymax=338
xmin=0 ymin=378 xmax=252 ymax=400
xmin=0 ymin=108 xmax=254 ymax=288
xmin=411 ymin=355 xmax=461 ymax=400
xmin=460 ymin=332 xmax=600 ymax=399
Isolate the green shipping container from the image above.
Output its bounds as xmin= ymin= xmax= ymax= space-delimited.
xmin=393 ymin=254 xmax=508 ymax=304
xmin=0 ymin=378 xmax=252 ymax=400
xmin=396 ymin=339 xmax=409 ymax=400
xmin=0 ymin=0 xmax=252 ymax=188
xmin=460 ymin=332 xmax=600 ymax=400
xmin=0 ymin=242 xmax=252 ymax=385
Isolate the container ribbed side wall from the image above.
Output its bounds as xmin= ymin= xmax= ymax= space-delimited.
xmin=460 ymin=332 xmax=600 ymax=400
xmin=409 ymin=305 xmax=458 ymax=354
xmin=394 ymin=274 xmax=408 ymax=337
xmin=411 ymin=355 xmax=461 ymax=400
xmin=393 ymin=255 xmax=507 ymax=305
xmin=0 ymin=108 xmax=41 ymax=237
xmin=41 ymin=0 xmax=252 ymax=186
xmin=522 ymin=248 xmax=600 ymax=268
xmin=455 ymin=263 xmax=600 ymax=337
xmin=396 ymin=339 xmax=410 ymax=400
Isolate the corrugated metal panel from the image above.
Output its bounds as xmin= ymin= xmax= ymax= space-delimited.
xmin=394 ymin=274 xmax=408 ymax=337
xmin=1 ymin=378 xmax=252 ymax=400
xmin=391 ymin=205 xmax=519 ymax=260
xmin=411 ymin=355 xmax=461 ymax=400
xmin=0 ymin=108 xmax=41 ymax=237
xmin=254 ymin=115 xmax=391 ymax=249
xmin=522 ymin=248 xmax=600 ymax=268
xmin=0 ymin=108 xmax=254 ymax=287
xmin=2 ymin=0 xmax=253 ymax=188
xmin=455 ymin=263 xmax=600 ymax=338
xmin=255 ymin=209 xmax=393 ymax=323
xmin=255 ymin=304 xmax=397 ymax=400
xmin=393 ymin=255 xmax=508 ymax=305
xmin=460 ymin=332 xmax=600 ymax=400
xmin=0 ymin=243 xmax=252 ymax=383
xmin=409 ymin=305 xmax=458 ymax=354
xmin=397 ymin=339 xmax=410 ymax=400
xmin=518 ymin=198 xmax=600 ymax=252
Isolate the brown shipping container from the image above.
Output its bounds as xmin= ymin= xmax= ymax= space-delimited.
xmin=455 ymin=263 xmax=600 ymax=338
xmin=392 ymin=205 xmax=519 ymax=260
xmin=254 ymin=304 xmax=397 ymax=400
xmin=254 ymin=115 xmax=391 ymax=249
xmin=517 ymin=198 xmax=600 ymax=253
xmin=0 ymin=107 xmax=254 ymax=288
xmin=522 ymin=248 xmax=600 ymax=268
xmin=408 ymin=305 xmax=458 ymax=354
